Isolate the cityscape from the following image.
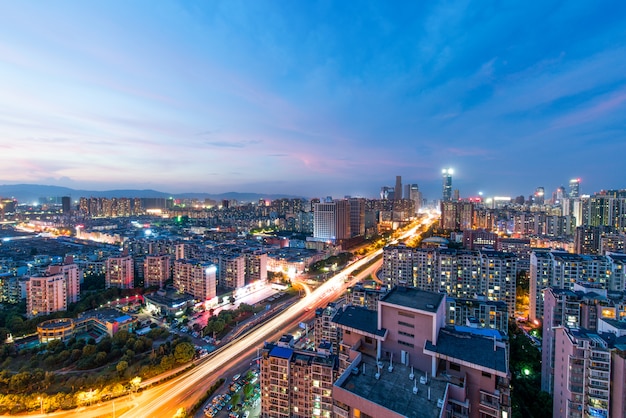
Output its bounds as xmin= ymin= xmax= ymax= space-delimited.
xmin=2 ymin=2 xmax=626 ymax=418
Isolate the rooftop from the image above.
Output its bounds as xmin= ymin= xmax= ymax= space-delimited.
xmin=381 ymin=286 xmax=444 ymax=313
xmin=425 ymin=328 xmax=508 ymax=375
xmin=332 ymin=305 xmax=386 ymax=338
xmin=336 ymin=354 xmax=447 ymax=418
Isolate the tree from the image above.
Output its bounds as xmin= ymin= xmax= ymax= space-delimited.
xmin=116 ymin=360 xmax=128 ymax=377
xmin=173 ymin=342 xmax=195 ymax=364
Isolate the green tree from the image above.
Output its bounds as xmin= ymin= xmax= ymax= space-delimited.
xmin=173 ymin=342 xmax=195 ymax=363
xmin=116 ymin=360 xmax=128 ymax=377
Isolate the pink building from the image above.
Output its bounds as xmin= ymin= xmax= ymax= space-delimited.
xmin=331 ymin=287 xmax=511 ymax=418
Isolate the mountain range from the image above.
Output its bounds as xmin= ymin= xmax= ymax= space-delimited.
xmin=0 ymin=184 xmax=301 ymax=203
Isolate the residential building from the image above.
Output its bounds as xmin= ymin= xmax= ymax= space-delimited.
xmin=105 ymin=255 xmax=134 ymax=289
xmin=260 ymin=340 xmax=338 ymax=418
xmin=173 ymin=260 xmax=217 ymax=301
xmin=26 ymin=274 xmax=66 ymax=318
xmin=144 ymin=254 xmax=171 ymax=288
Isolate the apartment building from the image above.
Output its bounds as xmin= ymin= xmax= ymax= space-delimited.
xmin=260 ymin=340 xmax=338 ymax=418
xmin=382 ymin=245 xmax=517 ymax=317
xmin=144 ymin=254 xmax=171 ymax=288
xmin=173 ymin=260 xmax=217 ymax=301
xmin=105 ymin=254 xmax=134 ymax=289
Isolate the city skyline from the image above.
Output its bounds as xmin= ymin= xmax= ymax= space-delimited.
xmin=1 ymin=1 xmax=625 ymax=199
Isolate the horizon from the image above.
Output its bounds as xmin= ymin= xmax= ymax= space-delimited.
xmin=1 ymin=2 xmax=625 ymax=199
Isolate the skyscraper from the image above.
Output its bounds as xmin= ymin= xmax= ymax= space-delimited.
xmin=394 ymin=175 xmax=402 ymax=200
xmin=442 ymin=168 xmax=453 ymax=201
xmin=569 ymin=178 xmax=581 ymax=198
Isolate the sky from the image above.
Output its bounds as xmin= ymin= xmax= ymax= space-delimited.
xmin=0 ymin=1 xmax=625 ymax=200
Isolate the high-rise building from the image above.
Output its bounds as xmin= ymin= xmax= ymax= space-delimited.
xmin=395 ymin=175 xmax=402 ymax=200
xmin=534 ymin=186 xmax=545 ymax=205
xmin=219 ymin=254 xmax=245 ymax=289
xmin=382 ymin=245 xmax=518 ymax=317
xmin=260 ymin=338 xmax=338 ymax=418
xmin=569 ymin=178 xmax=581 ymax=198
xmin=312 ymin=200 xmax=350 ymax=243
xmin=26 ymin=274 xmax=67 ymax=318
xmin=144 ymin=254 xmax=171 ymax=288
xmin=173 ymin=260 xmax=216 ymax=301
xmin=61 ymin=196 xmax=71 ymax=214
xmin=105 ymin=255 xmax=134 ymax=289
xmin=440 ymin=201 xmax=474 ymax=230
xmin=348 ymin=197 xmax=365 ymax=237
xmin=406 ymin=183 xmax=422 ymax=214
xmin=46 ymin=256 xmax=81 ymax=304
xmin=442 ymin=168 xmax=453 ymax=201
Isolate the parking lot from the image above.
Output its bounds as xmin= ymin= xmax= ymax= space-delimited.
xmin=203 ymin=369 xmax=261 ymax=418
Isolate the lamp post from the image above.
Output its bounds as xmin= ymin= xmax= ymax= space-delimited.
xmin=37 ymin=396 xmax=43 ymax=414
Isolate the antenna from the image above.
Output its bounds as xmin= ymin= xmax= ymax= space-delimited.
xmin=413 ymin=378 xmax=418 ymax=394
xmin=362 ymin=362 xmax=366 ymax=375
xmin=388 ymin=352 xmax=394 ymax=373
xmin=409 ymin=366 xmax=414 ymax=381
xmin=428 ymin=387 xmax=431 ymax=400
xmin=375 ymin=363 xmax=381 ymax=380
xmin=420 ymin=371 xmax=428 ymax=385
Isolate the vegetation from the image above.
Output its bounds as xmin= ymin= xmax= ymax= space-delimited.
xmin=509 ymin=320 xmax=552 ymax=418
xmin=0 ymin=326 xmax=196 ymax=414
xmin=308 ymin=252 xmax=353 ymax=273
xmin=203 ymin=303 xmax=258 ymax=339
xmin=181 ymin=377 xmax=225 ymax=417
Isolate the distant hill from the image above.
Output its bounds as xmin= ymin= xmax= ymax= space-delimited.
xmin=0 ymin=184 xmax=302 ymax=203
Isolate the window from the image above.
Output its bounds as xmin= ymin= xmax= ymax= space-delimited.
xmin=449 ymin=362 xmax=461 ymax=371
xmin=399 ymin=330 xmax=415 ymax=338
xmin=398 ymin=311 xmax=414 ymax=318
xmin=482 ymin=371 xmax=491 ymax=378
xmin=398 ymin=321 xmax=415 ymax=328
xmin=398 ymin=340 xmax=414 ymax=348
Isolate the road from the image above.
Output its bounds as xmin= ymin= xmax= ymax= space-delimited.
xmin=34 ymin=214 xmax=437 ymax=418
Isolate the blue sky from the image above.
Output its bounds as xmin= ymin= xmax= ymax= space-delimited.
xmin=0 ymin=1 xmax=625 ymax=200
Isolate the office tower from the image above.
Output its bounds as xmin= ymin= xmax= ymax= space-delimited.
xmin=105 ymin=255 xmax=134 ymax=289
xmin=380 ymin=186 xmax=394 ymax=200
xmin=312 ymin=200 xmax=350 ymax=243
xmin=26 ymin=274 xmax=67 ymax=318
xmin=260 ymin=339 xmax=338 ymax=418
xmin=440 ymin=201 xmax=474 ymax=230
xmin=173 ymin=260 xmax=216 ymax=300
xmin=406 ymin=183 xmax=422 ymax=214
xmin=533 ymin=186 xmax=545 ymax=205
xmin=144 ymin=254 xmax=171 ymax=288
xmin=395 ymin=175 xmax=402 ymax=200
xmin=442 ymin=168 xmax=453 ymax=201
xmin=348 ymin=197 xmax=365 ymax=237
xmin=61 ymin=196 xmax=71 ymax=214
xmin=569 ymin=178 xmax=581 ymax=198
xmin=219 ymin=254 xmax=245 ymax=289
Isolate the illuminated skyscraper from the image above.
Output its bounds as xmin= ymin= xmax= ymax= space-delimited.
xmin=442 ymin=168 xmax=453 ymax=201
xmin=534 ymin=186 xmax=545 ymax=205
xmin=569 ymin=178 xmax=581 ymax=198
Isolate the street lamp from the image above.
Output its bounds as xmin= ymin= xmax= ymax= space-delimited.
xmin=37 ymin=396 xmax=43 ymax=414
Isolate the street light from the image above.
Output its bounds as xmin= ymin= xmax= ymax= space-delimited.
xmin=37 ymin=396 xmax=43 ymax=414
